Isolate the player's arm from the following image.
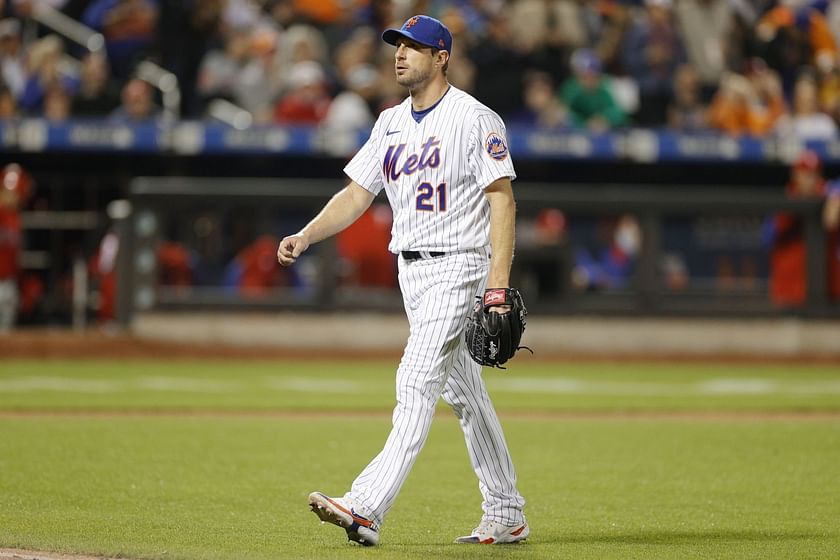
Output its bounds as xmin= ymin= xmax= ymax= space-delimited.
xmin=484 ymin=177 xmax=516 ymax=289
xmin=277 ymin=181 xmax=375 ymax=266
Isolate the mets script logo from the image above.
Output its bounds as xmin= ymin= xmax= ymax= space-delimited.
xmin=405 ymin=16 xmax=419 ymax=29
xmin=485 ymin=132 xmax=508 ymax=161
xmin=383 ymin=136 xmax=441 ymax=182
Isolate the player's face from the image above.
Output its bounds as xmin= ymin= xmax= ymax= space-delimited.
xmin=394 ymin=37 xmax=438 ymax=88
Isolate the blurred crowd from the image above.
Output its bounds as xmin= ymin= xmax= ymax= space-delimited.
xmin=4 ymin=0 xmax=840 ymax=327
xmin=1 ymin=0 xmax=840 ymax=138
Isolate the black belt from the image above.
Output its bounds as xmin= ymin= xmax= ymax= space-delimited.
xmin=401 ymin=250 xmax=446 ymax=260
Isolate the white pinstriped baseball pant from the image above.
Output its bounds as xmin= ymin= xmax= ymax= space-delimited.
xmin=345 ymin=247 xmax=525 ymax=527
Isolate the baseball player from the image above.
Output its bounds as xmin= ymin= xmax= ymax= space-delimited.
xmin=277 ymin=15 xmax=527 ymax=546
xmin=0 ymin=164 xmax=29 ymax=331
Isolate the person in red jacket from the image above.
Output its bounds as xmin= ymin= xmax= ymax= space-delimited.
xmin=767 ymin=150 xmax=840 ymax=306
xmin=0 ymin=163 xmax=31 ymax=330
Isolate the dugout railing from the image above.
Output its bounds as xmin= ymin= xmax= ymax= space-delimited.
xmin=117 ymin=177 xmax=835 ymax=325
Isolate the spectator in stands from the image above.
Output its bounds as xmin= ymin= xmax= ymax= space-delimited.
xmin=280 ymin=23 xmax=329 ymax=69
xmin=289 ymin=0 xmax=343 ymax=28
xmin=765 ymin=150 xmax=840 ymax=306
xmin=157 ymin=0 xmax=224 ymax=117
xmin=42 ymin=82 xmax=70 ymax=121
xmin=110 ymin=77 xmax=159 ymax=122
xmin=744 ymin=58 xmax=788 ymax=131
xmin=507 ymin=0 xmax=556 ymax=51
xmin=512 ymin=70 xmax=567 ymax=128
xmin=828 ymin=1 xmax=840 ymax=49
xmin=5 ymin=0 xmax=71 ymax=18
xmin=675 ymin=0 xmax=735 ymax=100
xmin=197 ymin=27 xmax=253 ymax=106
xmin=468 ymin=11 xmax=527 ymax=118
xmin=263 ymin=0 xmax=297 ymax=29
xmin=818 ymin=66 xmax=840 ymax=123
xmin=777 ymin=71 xmax=838 ymax=141
xmin=667 ymin=64 xmax=707 ymax=131
xmin=707 ymin=62 xmax=786 ymax=137
xmin=579 ymin=0 xmax=632 ymax=77
xmin=756 ymin=3 xmax=838 ymax=93
xmin=507 ymin=0 xmax=581 ymax=88
xmin=273 ymin=59 xmax=331 ymax=125
xmin=706 ymin=72 xmax=751 ymax=136
xmin=197 ymin=24 xmax=285 ymax=123
xmin=559 ymin=48 xmax=626 ymax=132
xmin=18 ymin=34 xmax=71 ymax=114
xmin=352 ymin=0 xmax=396 ymax=32
xmin=332 ymin=26 xmax=377 ymax=87
xmin=71 ymin=51 xmax=120 ymax=116
xmin=322 ymin=62 xmax=377 ymax=145
xmin=622 ymin=0 xmax=686 ymax=126
xmin=0 ymin=81 xmax=16 ymax=117
xmin=0 ymin=18 xmax=24 ymax=100
xmin=82 ymin=0 xmax=158 ymax=80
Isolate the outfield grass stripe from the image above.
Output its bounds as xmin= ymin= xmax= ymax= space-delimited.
xmin=489 ymin=377 xmax=840 ymax=395
xmin=2 ymin=409 xmax=840 ymax=420
xmin=4 ymin=375 xmax=840 ymax=396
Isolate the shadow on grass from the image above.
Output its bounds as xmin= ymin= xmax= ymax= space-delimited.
xmin=545 ymin=528 xmax=827 ymax=545
xmin=389 ymin=528 xmax=827 ymax=550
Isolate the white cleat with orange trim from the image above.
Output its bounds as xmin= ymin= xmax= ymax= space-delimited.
xmin=308 ymin=491 xmax=380 ymax=546
xmin=454 ymin=518 xmax=529 ymax=544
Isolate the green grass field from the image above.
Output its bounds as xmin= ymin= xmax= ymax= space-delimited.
xmin=1 ymin=359 xmax=840 ymax=559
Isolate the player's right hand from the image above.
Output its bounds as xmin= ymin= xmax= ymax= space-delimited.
xmin=277 ymin=234 xmax=309 ymax=266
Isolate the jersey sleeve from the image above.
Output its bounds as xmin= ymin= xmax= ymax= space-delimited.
xmin=468 ymin=111 xmax=516 ymax=190
xmin=344 ymin=117 xmax=384 ymax=195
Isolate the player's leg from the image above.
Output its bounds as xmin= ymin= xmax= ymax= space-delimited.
xmin=441 ymin=325 xmax=526 ymax=529
xmin=344 ymin=252 xmax=486 ymax=526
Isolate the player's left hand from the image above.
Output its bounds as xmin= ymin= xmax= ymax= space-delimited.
xmin=465 ymin=288 xmax=531 ymax=368
xmin=485 ymin=287 xmax=511 ymax=314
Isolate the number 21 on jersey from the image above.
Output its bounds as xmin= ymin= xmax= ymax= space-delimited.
xmin=416 ymin=182 xmax=447 ymax=212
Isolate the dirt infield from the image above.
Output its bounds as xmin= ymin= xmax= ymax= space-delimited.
xmin=3 ymin=329 xmax=840 ymax=364
xmin=0 ymin=330 xmax=398 ymax=360
xmin=0 ymin=550 xmax=117 ymax=560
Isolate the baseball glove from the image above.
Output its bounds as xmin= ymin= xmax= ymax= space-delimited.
xmin=465 ymin=287 xmax=531 ymax=368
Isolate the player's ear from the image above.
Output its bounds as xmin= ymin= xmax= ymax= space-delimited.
xmin=437 ymin=50 xmax=449 ymax=67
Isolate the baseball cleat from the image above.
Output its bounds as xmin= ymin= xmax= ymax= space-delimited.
xmin=308 ymin=491 xmax=380 ymax=546
xmin=454 ymin=518 xmax=529 ymax=544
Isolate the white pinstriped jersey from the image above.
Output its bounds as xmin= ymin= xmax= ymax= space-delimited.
xmin=344 ymin=86 xmax=516 ymax=253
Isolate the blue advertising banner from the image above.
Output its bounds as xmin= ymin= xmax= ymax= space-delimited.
xmin=0 ymin=119 xmax=833 ymax=164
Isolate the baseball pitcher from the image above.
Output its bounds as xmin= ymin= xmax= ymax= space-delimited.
xmin=277 ymin=15 xmax=529 ymax=546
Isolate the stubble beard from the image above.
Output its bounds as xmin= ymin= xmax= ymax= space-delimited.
xmin=396 ymin=65 xmax=433 ymax=91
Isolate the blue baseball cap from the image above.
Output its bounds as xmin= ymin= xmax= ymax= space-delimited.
xmin=570 ymin=48 xmax=602 ymax=75
xmin=382 ymin=15 xmax=452 ymax=53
